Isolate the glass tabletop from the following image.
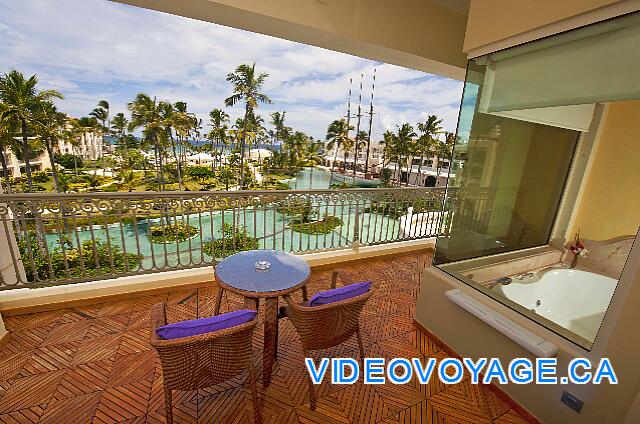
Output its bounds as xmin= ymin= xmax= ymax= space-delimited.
xmin=215 ymin=250 xmax=311 ymax=294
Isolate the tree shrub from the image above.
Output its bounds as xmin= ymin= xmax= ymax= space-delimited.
xmin=68 ymin=182 xmax=89 ymax=191
xmin=330 ymin=181 xmax=353 ymax=189
xmin=56 ymin=153 xmax=83 ymax=170
xmin=379 ymin=168 xmax=393 ymax=187
xmin=290 ymin=215 xmax=342 ymax=234
xmin=32 ymin=170 xmax=50 ymax=183
xmin=202 ymin=223 xmax=259 ymax=258
xmin=277 ymin=199 xmax=315 ymax=221
xmin=187 ymin=165 xmax=216 ymax=183
xmin=149 ymin=222 xmax=198 ymax=243
xmin=17 ymin=233 xmax=142 ymax=283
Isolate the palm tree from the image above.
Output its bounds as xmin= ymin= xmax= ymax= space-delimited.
xmin=393 ymin=123 xmax=416 ymax=186
xmin=90 ymin=100 xmax=109 ymax=159
xmin=110 ymin=112 xmax=129 ymax=165
xmin=110 ymin=112 xmax=128 ymax=138
xmin=117 ymin=145 xmax=144 ymax=170
xmin=250 ymin=114 xmax=268 ymax=181
xmin=325 ymin=119 xmax=354 ymax=180
xmin=225 ymin=63 xmax=272 ymax=188
xmin=90 ymin=106 xmax=108 ymax=132
xmin=217 ymin=165 xmax=235 ymax=190
xmin=444 ymin=131 xmax=456 ymax=147
xmin=119 ymin=169 xmax=137 ymax=192
xmin=416 ymin=115 xmax=443 ymax=186
xmin=174 ymin=101 xmax=199 ymax=174
xmin=33 ymin=101 xmax=66 ymax=192
xmin=305 ymin=136 xmax=323 ymax=189
xmin=128 ymin=94 xmax=166 ymax=191
xmin=381 ymin=130 xmax=400 ymax=186
xmin=0 ymin=104 xmax=15 ymax=192
xmin=158 ymin=101 xmax=187 ymax=191
xmin=190 ymin=115 xmax=203 ymax=147
xmin=208 ymin=108 xmax=229 ymax=170
xmin=270 ymin=111 xmax=289 ymax=148
xmin=228 ymin=120 xmax=245 ymax=174
xmin=287 ymin=130 xmax=308 ymax=175
xmin=434 ymin=131 xmax=455 ymax=180
xmin=232 ymin=115 xmax=261 ymax=183
xmin=218 ymin=130 xmax=231 ymax=171
xmin=353 ymin=130 xmax=368 ymax=179
xmin=0 ymin=70 xmax=62 ymax=191
xmin=270 ymin=112 xmax=291 ymax=182
xmin=379 ymin=130 xmax=395 ymax=186
xmin=98 ymin=100 xmax=110 ymax=129
xmin=340 ymin=136 xmax=355 ymax=175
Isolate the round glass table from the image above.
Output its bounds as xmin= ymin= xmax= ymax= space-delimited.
xmin=214 ymin=250 xmax=311 ymax=386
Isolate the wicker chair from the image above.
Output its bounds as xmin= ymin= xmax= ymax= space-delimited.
xmin=150 ymin=302 xmax=261 ymax=424
xmin=282 ymin=269 xmax=373 ymax=410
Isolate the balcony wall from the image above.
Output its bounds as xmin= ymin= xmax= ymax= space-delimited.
xmin=569 ymin=100 xmax=640 ymax=241
xmin=415 ymin=4 xmax=640 ymax=423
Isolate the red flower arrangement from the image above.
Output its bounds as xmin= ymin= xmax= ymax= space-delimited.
xmin=568 ymin=232 xmax=588 ymax=258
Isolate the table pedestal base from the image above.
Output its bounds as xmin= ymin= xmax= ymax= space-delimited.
xmin=262 ymin=297 xmax=278 ymax=387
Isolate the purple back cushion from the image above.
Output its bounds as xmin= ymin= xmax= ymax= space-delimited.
xmin=156 ymin=309 xmax=256 ymax=340
xmin=309 ymin=281 xmax=372 ymax=306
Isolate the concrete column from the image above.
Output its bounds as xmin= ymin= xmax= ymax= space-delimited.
xmin=0 ymin=196 xmax=26 ymax=340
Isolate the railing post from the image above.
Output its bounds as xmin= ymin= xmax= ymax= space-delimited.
xmin=0 ymin=200 xmax=27 ymax=287
xmin=352 ymin=202 xmax=360 ymax=249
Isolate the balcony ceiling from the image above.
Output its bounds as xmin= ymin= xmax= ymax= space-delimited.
xmin=113 ymin=0 xmax=469 ymax=80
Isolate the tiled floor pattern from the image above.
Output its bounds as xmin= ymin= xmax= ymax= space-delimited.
xmin=0 ymin=251 xmax=534 ymax=423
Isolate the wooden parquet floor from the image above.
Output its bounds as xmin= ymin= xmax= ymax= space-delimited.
xmin=0 ymin=251 xmax=535 ymax=424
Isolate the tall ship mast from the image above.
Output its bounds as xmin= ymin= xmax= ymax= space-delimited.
xmin=364 ymin=68 xmax=376 ymax=179
xmin=353 ymin=74 xmax=364 ymax=179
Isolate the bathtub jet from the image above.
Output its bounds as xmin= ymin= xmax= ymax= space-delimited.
xmin=487 ymin=276 xmax=513 ymax=289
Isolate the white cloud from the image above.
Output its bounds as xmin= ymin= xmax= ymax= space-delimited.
xmin=0 ymin=0 xmax=463 ymax=138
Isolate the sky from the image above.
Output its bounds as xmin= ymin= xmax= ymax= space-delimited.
xmin=0 ymin=0 xmax=464 ymax=140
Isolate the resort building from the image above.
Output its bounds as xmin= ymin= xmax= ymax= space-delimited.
xmin=385 ymin=159 xmax=452 ymax=187
xmin=186 ymin=152 xmax=216 ymax=166
xmin=323 ymin=139 xmax=451 ymax=186
xmin=322 ymin=139 xmax=383 ymax=175
xmin=56 ymin=128 xmax=105 ymax=161
xmin=3 ymin=138 xmax=53 ymax=177
xmin=247 ymin=148 xmax=272 ymax=163
xmin=2 ymin=125 xmax=105 ymax=178
xmin=0 ymin=1 xmax=639 ymax=424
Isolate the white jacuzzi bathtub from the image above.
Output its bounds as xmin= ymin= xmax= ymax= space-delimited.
xmin=494 ymin=268 xmax=617 ymax=342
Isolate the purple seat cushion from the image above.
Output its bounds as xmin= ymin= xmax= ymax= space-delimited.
xmin=308 ymin=281 xmax=372 ymax=307
xmin=156 ymin=309 xmax=256 ymax=340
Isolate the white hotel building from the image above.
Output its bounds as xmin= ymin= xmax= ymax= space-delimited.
xmin=323 ymin=139 xmax=453 ymax=187
xmin=3 ymin=130 xmax=105 ymax=178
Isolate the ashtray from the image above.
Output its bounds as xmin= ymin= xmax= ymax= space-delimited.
xmin=255 ymin=260 xmax=271 ymax=272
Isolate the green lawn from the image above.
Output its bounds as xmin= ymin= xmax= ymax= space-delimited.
xmin=290 ymin=215 xmax=343 ymax=234
xmin=12 ymin=167 xmax=297 ymax=194
xmin=266 ymin=173 xmax=293 ymax=181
